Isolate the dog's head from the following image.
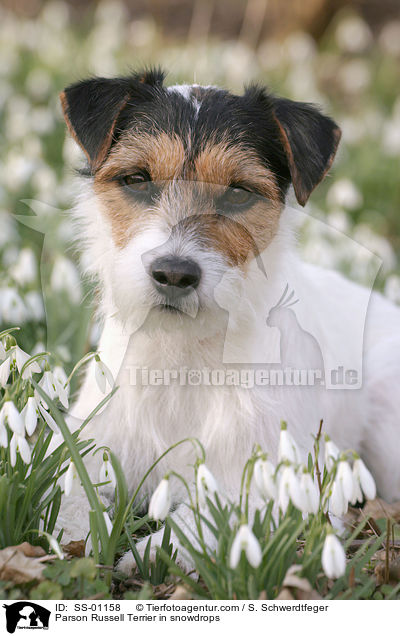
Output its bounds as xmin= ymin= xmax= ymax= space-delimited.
xmin=61 ymin=68 xmax=340 ymax=332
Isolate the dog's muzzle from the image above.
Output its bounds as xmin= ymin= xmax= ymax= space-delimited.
xmin=150 ymin=256 xmax=201 ymax=301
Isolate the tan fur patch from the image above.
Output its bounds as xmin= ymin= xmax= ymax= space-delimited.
xmin=192 ymin=140 xmax=282 ymax=265
xmin=94 ymin=132 xmax=186 ymax=247
xmin=97 ymin=132 xmax=186 ymax=182
xmin=94 ymin=132 xmax=283 ymax=259
xmin=194 ymin=140 xmax=279 ymax=200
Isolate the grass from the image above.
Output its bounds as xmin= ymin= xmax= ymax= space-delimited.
xmin=0 ymin=1 xmax=399 ymax=600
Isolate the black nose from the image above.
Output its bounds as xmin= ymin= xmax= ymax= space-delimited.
xmin=150 ymin=256 xmax=201 ymax=297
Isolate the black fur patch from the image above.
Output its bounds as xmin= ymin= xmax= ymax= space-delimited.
xmin=60 ymin=67 xmax=341 ymax=205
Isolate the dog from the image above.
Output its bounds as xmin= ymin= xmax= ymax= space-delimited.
xmin=56 ymin=68 xmax=400 ymax=572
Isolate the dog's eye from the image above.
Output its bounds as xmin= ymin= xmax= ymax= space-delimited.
xmin=217 ymin=185 xmax=254 ymax=213
xmin=224 ymin=187 xmax=252 ymax=205
xmin=122 ymin=172 xmax=151 ymax=192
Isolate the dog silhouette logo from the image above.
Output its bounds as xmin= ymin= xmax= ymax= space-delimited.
xmin=3 ymin=602 xmax=50 ymax=633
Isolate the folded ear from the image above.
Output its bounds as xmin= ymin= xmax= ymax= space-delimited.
xmin=60 ymin=77 xmax=132 ymax=171
xmin=60 ymin=70 xmax=165 ymax=171
xmin=272 ymin=98 xmax=341 ymax=206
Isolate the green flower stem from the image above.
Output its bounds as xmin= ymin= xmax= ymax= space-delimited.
xmin=119 ymin=437 xmax=205 ymax=531
xmin=64 ymin=351 xmax=96 ymax=388
xmin=32 ymin=380 xmax=110 ymax=556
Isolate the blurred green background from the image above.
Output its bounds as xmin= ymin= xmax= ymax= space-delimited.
xmin=0 ymin=0 xmax=399 ymax=374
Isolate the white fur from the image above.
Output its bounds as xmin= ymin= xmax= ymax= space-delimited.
xmin=55 ymin=110 xmax=400 ymax=573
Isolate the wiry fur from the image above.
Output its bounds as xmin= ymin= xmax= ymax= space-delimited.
xmin=54 ymin=71 xmax=400 ymax=571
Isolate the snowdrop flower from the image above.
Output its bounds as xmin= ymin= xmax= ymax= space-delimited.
xmin=64 ymin=461 xmax=81 ymax=497
xmin=329 ymin=478 xmax=348 ymax=517
xmin=21 ymin=396 xmax=38 ymax=436
xmin=253 ymin=457 xmax=277 ymax=501
xmin=229 ymin=524 xmax=262 ymax=569
xmin=10 ymin=433 xmax=31 ymax=466
xmin=298 ymin=469 xmax=320 ymax=514
xmin=24 ymin=290 xmax=45 ymax=321
xmin=38 ymin=370 xmax=68 ymax=409
xmin=103 ymin=511 xmax=113 ymax=536
xmin=350 ymin=473 xmax=363 ymax=506
xmin=278 ymin=465 xmax=301 ymax=514
xmin=327 ymin=178 xmax=362 ymax=211
xmin=353 ymin=457 xmax=376 ymax=501
xmin=10 ymin=247 xmax=37 ymax=285
xmin=38 ymin=403 xmax=59 ymax=433
xmin=94 ymin=355 xmax=114 ymax=394
xmin=99 ymin=452 xmax=117 ymax=489
xmin=324 ymin=436 xmax=340 ymax=471
xmin=197 ymin=463 xmax=218 ymax=507
xmin=0 ymin=356 xmax=11 ymax=387
xmin=1 ymin=400 xmax=25 ymax=435
xmin=335 ymin=15 xmax=372 ymax=54
xmin=0 ymin=287 xmax=27 ymax=324
xmin=278 ymin=422 xmax=300 ymax=464
xmin=148 ymin=478 xmax=171 ymax=521
xmin=0 ymin=413 xmax=7 ymax=447
xmin=13 ymin=346 xmax=41 ymax=379
xmin=0 ymin=340 xmax=6 ymax=361
xmin=322 ymin=532 xmax=346 ymax=579
xmin=53 ymin=366 xmax=69 ymax=394
xmin=336 ymin=460 xmax=355 ymax=502
xmin=44 ymin=533 xmax=64 ymax=560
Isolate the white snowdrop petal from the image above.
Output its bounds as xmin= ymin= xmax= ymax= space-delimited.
xmin=38 ymin=403 xmax=59 ymax=433
xmin=64 ymin=461 xmax=80 ymax=497
xmin=148 ymin=479 xmax=171 ymax=521
xmin=229 ymin=532 xmax=242 ymax=569
xmin=99 ymin=460 xmax=117 ymax=489
xmin=278 ymin=429 xmax=299 ymax=464
xmin=324 ymin=439 xmax=340 ymax=471
xmin=0 ymin=422 xmax=7 ymax=448
xmin=245 ymin=530 xmax=263 ymax=568
xmin=254 ymin=458 xmax=276 ymax=501
xmin=197 ymin=463 xmax=218 ymax=507
xmin=94 ymin=361 xmax=107 ymax=394
xmin=301 ymin=472 xmax=320 ymax=514
xmin=103 ymin=512 xmax=113 ymax=536
xmin=229 ymin=525 xmax=262 ymax=569
xmin=329 ymin=479 xmax=348 ymax=517
xmin=10 ymin=434 xmax=17 ymax=467
xmin=47 ymin=535 xmax=64 ymax=559
xmin=24 ymin=397 xmax=38 ymax=436
xmin=17 ymin=435 xmax=32 ymax=464
xmin=322 ymin=534 xmax=346 ymax=579
xmin=5 ymin=401 xmax=25 ymax=435
xmin=0 ymin=357 xmax=11 ymax=387
xmin=355 ymin=459 xmax=376 ymax=501
xmin=337 ymin=461 xmax=354 ymax=502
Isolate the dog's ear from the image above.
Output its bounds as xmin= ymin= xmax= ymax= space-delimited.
xmin=272 ymin=97 xmax=341 ymax=206
xmin=60 ymin=78 xmax=132 ymax=171
xmin=60 ymin=70 xmax=165 ymax=171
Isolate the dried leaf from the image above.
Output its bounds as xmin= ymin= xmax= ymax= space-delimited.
xmin=62 ymin=540 xmax=85 ymax=558
xmin=170 ymin=585 xmax=193 ymax=600
xmin=276 ymin=588 xmax=294 ymax=600
xmin=282 ymin=565 xmax=313 ymax=592
xmin=0 ymin=543 xmax=47 ymax=584
xmin=278 ymin=564 xmax=322 ymax=600
xmin=375 ymin=557 xmax=400 ymax=585
xmin=16 ymin=542 xmax=46 ymax=558
xmin=363 ymin=498 xmax=400 ymax=523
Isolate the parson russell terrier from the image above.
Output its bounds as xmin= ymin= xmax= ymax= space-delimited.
xmin=56 ymin=68 xmax=400 ymax=571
